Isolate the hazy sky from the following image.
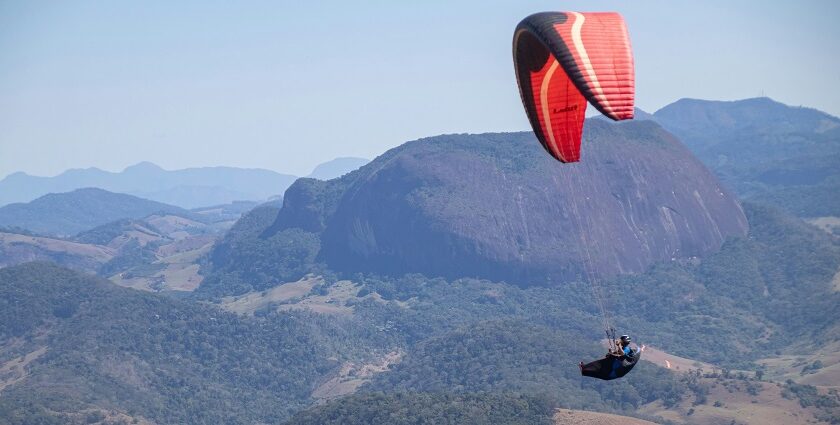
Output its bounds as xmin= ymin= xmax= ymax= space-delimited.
xmin=1 ymin=0 xmax=838 ymax=178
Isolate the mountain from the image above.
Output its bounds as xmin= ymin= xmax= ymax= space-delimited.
xmin=654 ymin=97 xmax=840 ymax=217
xmin=0 ymin=188 xmax=191 ymax=236
xmin=0 ymin=162 xmax=297 ymax=209
xmin=198 ymin=120 xmax=748 ymax=296
xmin=311 ymin=120 xmax=747 ymax=284
xmin=307 ymin=157 xmax=370 ymax=180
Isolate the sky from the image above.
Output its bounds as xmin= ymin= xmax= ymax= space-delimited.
xmin=1 ymin=0 xmax=838 ymax=178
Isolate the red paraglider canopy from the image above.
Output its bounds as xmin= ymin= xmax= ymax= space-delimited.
xmin=513 ymin=12 xmax=635 ymax=162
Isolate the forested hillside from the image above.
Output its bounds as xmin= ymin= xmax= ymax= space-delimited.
xmin=283 ymin=393 xmax=557 ymax=425
xmin=0 ymin=188 xmax=191 ymax=236
xmin=655 ymin=97 xmax=840 ymax=217
xmin=0 ymin=263 xmax=393 ymax=424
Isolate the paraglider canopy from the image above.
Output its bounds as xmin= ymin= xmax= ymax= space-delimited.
xmin=513 ymin=12 xmax=635 ymax=162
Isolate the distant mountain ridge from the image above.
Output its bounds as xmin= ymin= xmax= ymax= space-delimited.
xmin=655 ymin=97 xmax=839 ymax=145
xmin=0 ymin=188 xmax=190 ymax=236
xmin=1 ymin=159 xmax=373 ymax=209
xmin=0 ymin=162 xmax=297 ymax=209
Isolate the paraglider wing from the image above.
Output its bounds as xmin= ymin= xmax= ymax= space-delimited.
xmin=513 ymin=12 xmax=635 ymax=162
xmin=581 ymin=350 xmax=641 ymax=381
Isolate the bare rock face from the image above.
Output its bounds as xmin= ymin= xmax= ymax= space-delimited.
xmin=315 ymin=119 xmax=748 ymax=284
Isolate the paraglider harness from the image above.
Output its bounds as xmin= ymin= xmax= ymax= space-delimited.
xmin=580 ymin=328 xmax=642 ymax=380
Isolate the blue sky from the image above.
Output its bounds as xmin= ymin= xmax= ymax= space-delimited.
xmin=1 ymin=0 xmax=838 ymax=178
